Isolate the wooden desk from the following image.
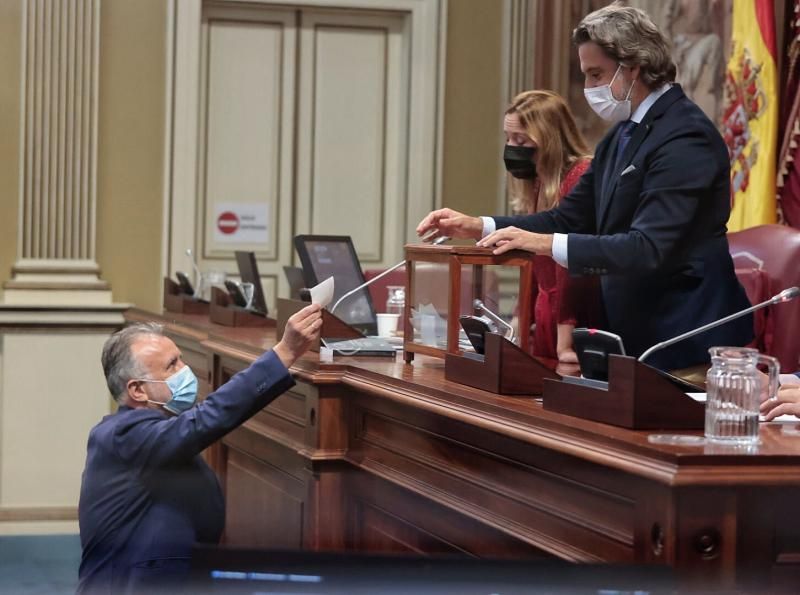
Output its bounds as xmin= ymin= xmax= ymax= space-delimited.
xmin=126 ymin=308 xmax=800 ymax=590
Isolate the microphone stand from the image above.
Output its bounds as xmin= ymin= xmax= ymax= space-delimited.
xmin=638 ymin=286 xmax=800 ymax=364
xmin=186 ymin=248 xmax=204 ymax=300
xmin=473 ymin=299 xmax=515 ymax=342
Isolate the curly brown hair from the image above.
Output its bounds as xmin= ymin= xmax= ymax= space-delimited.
xmin=573 ymin=2 xmax=676 ymax=89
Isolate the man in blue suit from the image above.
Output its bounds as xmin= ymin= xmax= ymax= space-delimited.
xmin=77 ymin=303 xmax=322 ymax=594
xmin=417 ymin=4 xmax=752 ymax=371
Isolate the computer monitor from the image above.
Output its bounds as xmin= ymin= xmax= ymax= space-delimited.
xmin=282 ymin=265 xmax=306 ymax=301
xmin=189 ymin=546 xmax=675 ymax=594
xmin=293 ymin=235 xmax=378 ymax=336
xmin=234 ymin=251 xmax=268 ymax=316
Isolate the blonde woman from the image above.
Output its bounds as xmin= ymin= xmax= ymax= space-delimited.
xmin=502 ymin=90 xmax=597 ymax=362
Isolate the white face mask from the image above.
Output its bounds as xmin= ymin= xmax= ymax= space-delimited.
xmin=583 ymin=65 xmax=636 ymax=123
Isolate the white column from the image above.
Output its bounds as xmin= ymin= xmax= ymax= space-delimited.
xmin=4 ymin=0 xmax=109 ymax=306
xmin=0 ymin=1 xmax=125 ymax=534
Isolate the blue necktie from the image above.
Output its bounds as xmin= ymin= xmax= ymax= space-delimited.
xmin=614 ymin=120 xmax=637 ymax=172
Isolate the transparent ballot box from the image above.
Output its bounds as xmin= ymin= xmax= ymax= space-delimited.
xmin=403 ymin=244 xmax=534 ymax=362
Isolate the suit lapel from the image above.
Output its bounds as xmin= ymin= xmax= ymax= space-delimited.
xmin=597 ymin=122 xmax=650 ymax=230
xmin=596 ymin=85 xmax=686 ymax=231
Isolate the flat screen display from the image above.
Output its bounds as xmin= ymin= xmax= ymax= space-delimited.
xmin=293 ymin=235 xmax=377 ymax=336
xmin=234 ymin=251 xmax=269 ymax=316
xmin=189 ymin=546 xmax=675 ymax=594
xmin=282 ymin=266 xmax=306 ymax=301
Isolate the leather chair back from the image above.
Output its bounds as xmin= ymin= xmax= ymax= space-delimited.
xmin=728 ymin=224 xmax=800 ymax=372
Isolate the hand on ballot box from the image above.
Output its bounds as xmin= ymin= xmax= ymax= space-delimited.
xmin=416 ymin=208 xmax=484 ymax=242
xmin=477 ymin=226 xmax=554 ymax=257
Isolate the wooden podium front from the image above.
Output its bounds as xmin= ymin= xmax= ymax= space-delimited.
xmin=126 ymin=307 xmax=800 ymax=591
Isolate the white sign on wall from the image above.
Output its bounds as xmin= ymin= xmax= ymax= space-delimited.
xmin=213 ymin=202 xmax=270 ymax=244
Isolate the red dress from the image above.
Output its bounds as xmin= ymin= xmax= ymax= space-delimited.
xmin=528 ymin=158 xmax=597 ymax=359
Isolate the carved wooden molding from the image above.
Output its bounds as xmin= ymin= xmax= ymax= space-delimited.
xmin=0 ymin=506 xmax=78 ymax=522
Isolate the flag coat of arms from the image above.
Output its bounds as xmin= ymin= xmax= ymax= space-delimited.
xmin=722 ymin=0 xmax=778 ymax=231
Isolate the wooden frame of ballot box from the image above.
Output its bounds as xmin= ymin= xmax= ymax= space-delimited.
xmin=403 ymin=244 xmax=534 ymax=363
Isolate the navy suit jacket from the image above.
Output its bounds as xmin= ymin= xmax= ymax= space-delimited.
xmin=495 ymin=85 xmax=752 ymax=370
xmin=77 ymin=350 xmax=294 ymax=594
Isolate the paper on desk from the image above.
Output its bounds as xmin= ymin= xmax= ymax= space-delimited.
xmin=685 ymin=392 xmax=798 ymax=423
xmin=310 ymin=276 xmax=334 ymax=308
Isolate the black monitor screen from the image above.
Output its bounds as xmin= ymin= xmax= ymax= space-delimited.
xmin=282 ymin=266 xmax=306 ymax=301
xmin=189 ymin=546 xmax=675 ymax=594
xmin=234 ymin=251 xmax=268 ymax=316
xmin=293 ymin=235 xmax=377 ymax=335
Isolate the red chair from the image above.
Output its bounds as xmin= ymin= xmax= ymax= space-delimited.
xmin=728 ymin=224 xmax=800 ymax=372
xmin=364 ymin=269 xmax=406 ymax=314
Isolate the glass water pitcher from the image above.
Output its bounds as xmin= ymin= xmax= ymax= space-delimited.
xmin=704 ymin=347 xmax=779 ymax=444
xmin=385 ymin=285 xmax=405 ymax=316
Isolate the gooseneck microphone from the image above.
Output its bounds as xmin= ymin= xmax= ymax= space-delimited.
xmin=638 ymin=286 xmax=800 ymax=363
xmin=473 ymin=299 xmax=515 ymax=342
xmin=185 ymin=248 xmax=204 ymax=299
xmin=330 ymin=236 xmax=450 ymax=315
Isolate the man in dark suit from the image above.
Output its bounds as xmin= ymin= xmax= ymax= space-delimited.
xmin=417 ymin=4 xmax=752 ymax=371
xmin=77 ymin=303 xmax=322 ymax=594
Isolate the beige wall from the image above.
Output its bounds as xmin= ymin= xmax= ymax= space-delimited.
xmin=0 ymin=0 xmax=22 ymax=291
xmin=441 ymin=0 xmax=504 ymax=217
xmin=95 ymin=0 xmax=167 ymax=312
xmin=2 ymin=0 xmax=506 ymax=310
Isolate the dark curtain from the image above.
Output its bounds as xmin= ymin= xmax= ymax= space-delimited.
xmin=778 ymin=0 xmax=800 ymax=227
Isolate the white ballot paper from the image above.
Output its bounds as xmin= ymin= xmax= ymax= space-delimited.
xmin=686 ymin=392 xmax=797 ymax=423
xmin=310 ymin=276 xmax=334 ymax=308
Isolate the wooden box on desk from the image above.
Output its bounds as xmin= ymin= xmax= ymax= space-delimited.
xmin=163 ymin=277 xmax=209 ymax=315
xmin=209 ymin=287 xmax=274 ymax=327
xmin=445 ymin=332 xmax=559 ymax=395
xmin=402 ymin=244 xmax=534 ymax=363
xmin=542 ymin=354 xmax=705 ymax=429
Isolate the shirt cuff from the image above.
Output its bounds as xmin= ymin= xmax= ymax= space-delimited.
xmin=780 ymin=373 xmax=800 ymax=386
xmin=480 ymin=216 xmax=496 ymax=238
xmin=551 ymin=233 xmax=569 ymax=267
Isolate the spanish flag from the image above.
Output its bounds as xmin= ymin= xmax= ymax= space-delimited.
xmin=722 ymin=0 xmax=778 ymax=231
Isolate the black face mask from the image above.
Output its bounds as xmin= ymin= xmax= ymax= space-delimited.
xmin=503 ymin=145 xmax=537 ymax=179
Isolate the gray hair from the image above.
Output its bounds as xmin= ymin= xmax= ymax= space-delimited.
xmin=573 ymin=2 xmax=676 ymax=89
xmin=101 ymin=322 xmax=164 ymax=403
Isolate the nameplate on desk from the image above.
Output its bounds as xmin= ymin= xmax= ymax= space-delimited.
xmin=461 ymin=351 xmax=484 ymax=362
xmin=561 ymin=375 xmax=609 ymax=391
xmin=322 ymin=337 xmax=397 ymax=357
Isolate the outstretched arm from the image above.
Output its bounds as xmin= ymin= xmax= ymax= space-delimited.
xmin=114 ymin=304 xmax=323 ymax=471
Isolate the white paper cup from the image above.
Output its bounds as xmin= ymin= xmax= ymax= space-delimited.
xmin=376 ymin=313 xmax=400 ymax=337
xmin=319 ymin=346 xmax=334 ymax=363
xmin=420 ymin=314 xmax=437 ymax=346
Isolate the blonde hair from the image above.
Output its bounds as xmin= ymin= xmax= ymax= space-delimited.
xmin=572 ymin=2 xmax=676 ymax=89
xmin=506 ymin=90 xmax=590 ymax=214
